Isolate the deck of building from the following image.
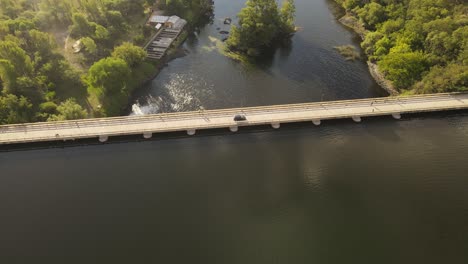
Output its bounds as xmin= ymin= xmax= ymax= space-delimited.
xmin=145 ymin=16 xmax=187 ymax=60
xmin=1 ymin=93 xmax=468 ymax=145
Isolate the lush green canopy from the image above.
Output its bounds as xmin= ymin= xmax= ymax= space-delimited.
xmin=337 ymin=0 xmax=467 ymax=92
xmin=48 ymin=98 xmax=88 ymax=121
xmin=112 ymin=42 xmax=147 ymax=67
xmin=0 ymin=0 xmax=155 ymax=123
xmin=0 ymin=94 xmax=33 ymax=125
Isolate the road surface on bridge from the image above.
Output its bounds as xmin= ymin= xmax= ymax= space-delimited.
xmin=1 ymin=93 xmax=468 ymax=145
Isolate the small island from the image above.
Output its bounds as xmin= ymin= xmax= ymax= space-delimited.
xmin=334 ymin=45 xmax=361 ymax=61
xmin=225 ymin=0 xmax=296 ymax=57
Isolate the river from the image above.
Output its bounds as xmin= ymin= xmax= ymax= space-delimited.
xmin=131 ymin=0 xmax=384 ymax=114
xmin=1 ymin=113 xmax=468 ymax=263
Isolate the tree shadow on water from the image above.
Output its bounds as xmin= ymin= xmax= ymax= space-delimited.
xmin=252 ymin=38 xmax=294 ymax=70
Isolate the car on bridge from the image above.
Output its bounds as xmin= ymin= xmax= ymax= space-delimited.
xmin=234 ymin=114 xmax=247 ymax=122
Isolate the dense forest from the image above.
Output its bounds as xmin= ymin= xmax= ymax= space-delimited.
xmin=336 ymin=0 xmax=467 ymax=93
xmin=0 ymin=0 xmax=158 ymax=124
xmin=0 ymin=0 xmax=214 ymax=124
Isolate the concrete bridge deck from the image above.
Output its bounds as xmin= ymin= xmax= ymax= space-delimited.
xmin=1 ymin=93 xmax=468 ymax=145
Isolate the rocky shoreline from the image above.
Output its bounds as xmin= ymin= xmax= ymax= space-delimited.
xmin=338 ymin=14 xmax=399 ymax=96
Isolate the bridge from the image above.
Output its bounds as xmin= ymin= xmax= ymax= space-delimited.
xmin=1 ymin=93 xmax=468 ymax=145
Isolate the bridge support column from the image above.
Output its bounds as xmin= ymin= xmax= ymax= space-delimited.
xmin=229 ymin=126 xmax=239 ymax=132
xmin=143 ymin=132 xmax=153 ymax=139
xmin=392 ymin=113 xmax=402 ymax=120
xmin=187 ymin=129 xmax=196 ymax=136
xmin=352 ymin=116 xmax=362 ymax=123
xmin=99 ymin=135 xmax=109 ymax=143
xmin=312 ymin=119 xmax=321 ymax=126
xmin=271 ymin=123 xmax=281 ymax=129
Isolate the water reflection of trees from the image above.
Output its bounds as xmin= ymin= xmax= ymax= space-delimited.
xmin=249 ymin=39 xmax=294 ymax=69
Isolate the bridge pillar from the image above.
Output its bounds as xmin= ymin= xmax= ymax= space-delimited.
xmin=352 ymin=116 xmax=362 ymax=123
xmin=229 ymin=126 xmax=239 ymax=132
xmin=312 ymin=119 xmax=321 ymax=126
xmin=271 ymin=123 xmax=281 ymax=129
xmin=143 ymin=132 xmax=153 ymax=139
xmin=392 ymin=113 xmax=402 ymax=120
xmin=99 ymin=135 xmax=109 ymax=143
xmin=187 ymin=129 xmax=196 ymax=136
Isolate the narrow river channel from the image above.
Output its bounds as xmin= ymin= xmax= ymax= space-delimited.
xmin=131 ymin=0 xmax=384 ymax=114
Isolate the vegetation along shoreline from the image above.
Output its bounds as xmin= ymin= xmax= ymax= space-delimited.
xmin=334 ymin=0 xmax=467 ymax=96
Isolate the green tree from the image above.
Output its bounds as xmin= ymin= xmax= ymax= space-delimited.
xmin=48 ymin=98 xmax=87 ymax=121
xmin=0 ymin=40 xmax=33 ymax=93
xmin=85 ymin=57 xmax=131 ymax=115
xmin=414 ymin=63 xmax=468 ymax=93
xmin=280 ymin=0 xmax=296 ymax=35
xmin=111 ymin=42 xmax=147 ymax=67
xmin=70 ymin=12 xmax=95 ymax=38
xmin=37 ymin=0 xmax=74 ymax=25
xmin=356 ymin=2 xmax=387 ymax=30
xmin=94 ymin=24 xmax=110 ymax=40
xmin=81 ymin=37 xmax=98 ymax=55
xmin=107 ymin=0 xmax=146 ymax=16
xmin=0 ymin=94 xmax=33 ymax=124
xmin=86 ymin=57 xmax=131 ymax=95
xmin=26 ymin=30 xmax=57 ymax=59
xmin=379 ymin=50 xmax=428 ymax=89
xmin=0 ymin=0 xmax=22 ymax=19
xmin=361 ymin=32 xmax=384 ymax=59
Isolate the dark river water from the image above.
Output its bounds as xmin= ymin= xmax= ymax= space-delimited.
xmin=1 ymin=113 xmax=468 ymax=263
xmin=132 ymin=0 xmax=384 ymax=114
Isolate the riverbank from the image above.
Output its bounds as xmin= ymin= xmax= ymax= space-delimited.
xmin=338 ymin=13 xmax=399 ymax=96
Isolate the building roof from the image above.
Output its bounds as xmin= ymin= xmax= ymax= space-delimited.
xmin=167 ymin=16 xmax=181 ymax=24
xmin=150 ymin=15 xmax=169 ymax=24
xmin=168 ymin=16 xmax=187 ymax=30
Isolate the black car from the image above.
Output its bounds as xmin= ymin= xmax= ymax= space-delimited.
xmin=234 ymin=114 xmax=247 ymax=121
